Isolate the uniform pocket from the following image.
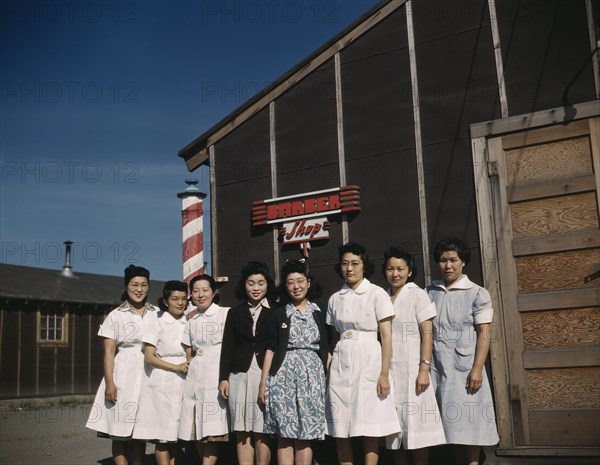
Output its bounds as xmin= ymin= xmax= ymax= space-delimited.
xmin=453 ymin=345 xmax=474 ymax=372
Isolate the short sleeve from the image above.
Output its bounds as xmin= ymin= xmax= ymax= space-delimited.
xmin=98 ymin=310 xmax=118 ymax=341
xmin=374 ymin=286 xmax=395 ymax=321
xmin=142 ymin=316 xmax=160 ymax=346
xmin=181 ymin=319 xmax=192 ymax=347
xmin=414 ymin=288 xmax=436 ymax=324
xmin=473 ymin=287 xmax=493 ymax=324
xmin=326 ymin=295 xmax=336 ymax=326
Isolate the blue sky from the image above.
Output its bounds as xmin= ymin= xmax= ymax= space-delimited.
xmin=0 ymin=0 xmax=379 ymax=281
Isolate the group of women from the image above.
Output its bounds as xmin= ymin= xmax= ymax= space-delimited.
xmin=86 ymin=238 xmax=499 ymax=465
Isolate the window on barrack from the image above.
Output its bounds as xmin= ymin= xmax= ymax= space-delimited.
xmin=38 ymin=304 xmax=68 ymax=344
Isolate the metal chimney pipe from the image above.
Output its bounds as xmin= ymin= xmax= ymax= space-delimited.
xmin=61 ymin=240 xmax=74 ymax=277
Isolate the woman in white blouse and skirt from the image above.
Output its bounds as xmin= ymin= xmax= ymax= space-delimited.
xmin=382 ymin=247 xmax=446 ymax=465
xmin=179 ymin=274 xmax=230 ymax=465
xmin=85 ymin=265 xmax=158 ymax=465
xmin=326 ymin=243 xmax=401 ymax=465
xmin=133 ymin=280 xmax=189 ymax=465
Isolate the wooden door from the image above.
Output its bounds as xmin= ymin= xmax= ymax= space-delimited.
xmin=477 ymin=114 xmax=600 ymax=454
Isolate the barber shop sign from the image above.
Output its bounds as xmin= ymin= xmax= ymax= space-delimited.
xmin=252 ymin=186 xmax=361 ymax=257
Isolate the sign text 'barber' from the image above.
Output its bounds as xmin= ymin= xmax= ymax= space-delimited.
xmin=252 ymin=186 xmax=361 ymax=256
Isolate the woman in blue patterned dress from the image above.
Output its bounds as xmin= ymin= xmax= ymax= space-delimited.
xmin=259 ymin=259 xmax=330 ymax=465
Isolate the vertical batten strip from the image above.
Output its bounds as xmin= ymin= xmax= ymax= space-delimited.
xmin=471 ymin=136 xmax=513 ymax=448
xmin=488 ymin=0 xmax=509 ymax=118
xmin=71 ymin=310 xmax=75 ymax=393
xmin=17 ymin=310 xmax=22 ymax=397
xmin=406 ymin=0 xmax=431 ymax=284
xmin=585 ymin=0 xmax=600 ymax=98
xmin=334 ymin=52 xmax=349 ymax=244
xmin=88 ymin=313 xmax=92 ymax=392
xmin=209 ymin=145 xmax=218 ymax=278
xmin=270 ymin=101 xmax=281 ymax=282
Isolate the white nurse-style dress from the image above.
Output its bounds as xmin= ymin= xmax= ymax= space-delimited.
xmin=178 ymin=303 xmax=230 ymax=441
xmin=325 ymin=278 xmax=401 ymax=438
xmin=132 ymin=310 xmax=187 ymax=442
xmin=386 ymin=282 xmax=446 ymax=450
xmin=427 ymin=275 xmax=500 ymax=446
xmin=85 ymin=302 xmax=158 ymax=437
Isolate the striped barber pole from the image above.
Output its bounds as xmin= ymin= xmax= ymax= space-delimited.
xmin=177 ymin=179 xmax=207 ymax=284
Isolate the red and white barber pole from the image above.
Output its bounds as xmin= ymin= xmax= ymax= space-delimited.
xmin=177 ymin=179 xmax=207 ymax=284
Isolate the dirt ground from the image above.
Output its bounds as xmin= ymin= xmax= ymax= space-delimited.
xmin=1 ymin=397 xmax=598 ymax=465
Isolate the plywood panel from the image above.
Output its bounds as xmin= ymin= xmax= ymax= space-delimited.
xmin=516 ymin=249 xmax=600 ymax=293
xmin=528 ymin=409 xmax=600 ymax=446
xmin=511 ymin=193 xmax=599 ymax=239
xmin=523 ymin=348 xmax=600 ymax=369
xmin=522 ymin=308 xmax=600 ymax=350
xmin=507 ymin=174 xmax=596 ymax=203
xmin=505 ymin=137 xmax=592 ymax=186
xmin=527 ymin=368 xmax=600 ymax=409
xmin=513 ymin=230 xmax=600 ymax=257
xmin=518 ymin=288 xmax=600 ymax=312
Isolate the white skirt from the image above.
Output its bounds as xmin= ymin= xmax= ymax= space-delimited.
xmin=132 ymin=356 xmax=186 ymax=442
xmin=228 ymin=357 xmax=264 ymax=433
xmin=326 ymin=330 xmax=401 ymax=438
xmin=85 ymin=347 xmax=144 ymax=438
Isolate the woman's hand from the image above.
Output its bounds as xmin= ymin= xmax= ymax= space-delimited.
xmin=258 ymin=381 xmax=266 ymax=405
xmin=377 ymin=373 xmax=391 ymax=397
xmin=416 ymin=370 xmax=430 ymax=395
xmin=104 ymin=380 xmax=117 ymax=404
xmin=219 ymin=380 xmax=229 ymax=400
xmin=466 ymin=365 xmax=483 ymax=394
xmin=175 ymin=361 xmax=189 ymax=374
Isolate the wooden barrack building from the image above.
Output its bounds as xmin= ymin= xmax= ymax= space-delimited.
xmin=178 ymin=0 xmax=600 ymax=457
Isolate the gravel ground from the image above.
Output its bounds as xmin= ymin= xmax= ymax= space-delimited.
xmin=0 ymin=397 xmax=133 ymax=465
xmin=2 ymin=397 xmax=598 ymax=465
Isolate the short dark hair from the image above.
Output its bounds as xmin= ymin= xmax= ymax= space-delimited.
xmin=278 ymin=259 xmax=323 ymax=303
xmin=334 ymin=242 xmax=375 ymax=279
xmin=433 ymin=238 xmax=471 ymax=265
xmin=234 ymin=261 xmax=277 ymax=302
xmin=382 ymin=246 xmax=417 ymax=282
xmin=159 ymin=280 xmax=188 ymax=310
xmin=121 ymin=265 xmax=150 ymax=302
xmin=188 ymin=273 xmax=220 ymax=305
xmin=123 ymin=264 xmax=150 ymax=285
xmin=189 ymin=274 xmax=217 ymax=294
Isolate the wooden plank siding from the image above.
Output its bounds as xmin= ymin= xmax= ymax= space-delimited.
xmin=472 ymin=106 xmax=600 ymax=454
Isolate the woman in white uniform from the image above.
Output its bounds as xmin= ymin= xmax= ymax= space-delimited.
xmin=85 ymin=265 xmax=158 ymax=465
xmin=427 ymin=238 xmax=499 ymax=465
xmin=179 ymin=274 xmax=230 ymax=465
xmin=382 ymin=247 xmax=446 ymax=465
xmin=326 ymin=242 xmax=401 ymax=465
xmin=132 ymin=280 xmax=189 ymax=465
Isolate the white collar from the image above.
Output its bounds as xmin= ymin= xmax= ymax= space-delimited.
xmin=387 ymin=281 xmax=419 ymax=296
xmin=249 ymin=298 xmax=270 ymax=309
xmin=160 ymin=310 xmax=186 ymax=324
xmin=117 ymin=301 xmax=156 ymax=314
xmin=431 ymin=274 xmax=474 ymax=291
xmin=189 ymin=302 xmax=222 ymax=319
xmin=339 ymin=278 xmax=370 ymax=295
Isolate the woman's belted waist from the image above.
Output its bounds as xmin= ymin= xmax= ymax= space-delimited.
xmin=117 ymin=344 xmax=143 ymax=353
xmin=158 ymin=354 xmax=186 ymax=363
xmin=340 ymin=329 xmax=377 ymax=340
xmin=195 ymin=344 xmax=220 ymax=356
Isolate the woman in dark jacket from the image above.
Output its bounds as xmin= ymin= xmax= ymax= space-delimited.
xmin=259 ymin=259 xmax=330 ymax=465
xmin=219 ymin=261 xmax=277 ymax=465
